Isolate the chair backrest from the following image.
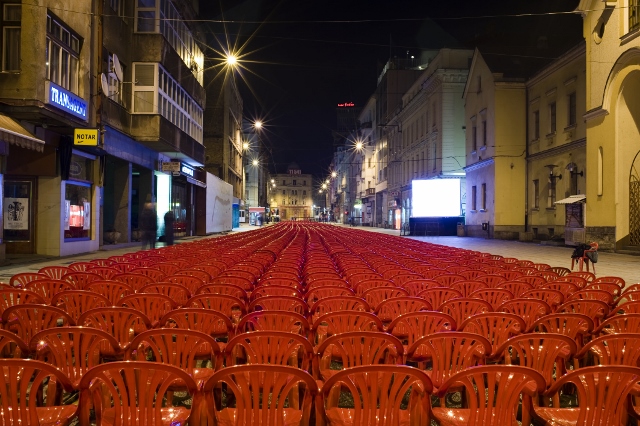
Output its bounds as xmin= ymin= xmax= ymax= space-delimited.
xmin=417 ymin=287 xmax=463 ymax=310
xmin=469 ymin=288 xmax=513 ymax=309
xmin=0 ymin=329 xmax=29 ymax=358
xmin=164 ymin=274 xmax=204 ymax=294
xmin=0 ymin=289 xmax=45 ymax=315
xmin=78 ymin=307 xmax=152 ymax=352
xmin=38 ymin=266 xmax=71 ymax=280
xmin=495 ymin=333 xmax=577 ymax=387
xmin=531 ymin=313 xmax=594 ymax=347
xmin=406 ymin=332 xmax=492 ymax=388
xmin=250 ymin=285 xmax=301 ymax=301
xmin=127 ymin=328 xmax=222 ymax=371
xmin=203 ymin=364 xmax=318 ymax=426
xmin=439 ymin=298 xmax=493 ymax=326
xmin=577 ymin=333 xmax=640 ymax=366
xmin=30 ymin=326 xmax=119 ymax=387
xmin=593 ymin=313 xmax=640 ymax=334
xmin=460 ymin=312 xmax=526 ymax=357
xmin=8 ymin=272 xmax=48 ymax=288
xmin=497 ymin=298 xmax=551 ymax=331
xmin=362 ymin=287 xmax=409 ymax=310
xmin=119 ymin=293 xmax=176 ymax=324
xmin=309 ymin=296 xmax=371 ymax=317
xmin=225 ymin=330 xmax=314 ymax=370
xmin=237 ymin=310 xmax=310 ymax=335
xmin=317 ymin=331 xmax=404 ymax=372
xmin=434 ymin=365 xmax=546 ymax=426
xmin=78 ymin=361 xmax=198 ymax=426
xmin=321 ymin=365 xmax=432 ymax=426
xmin=85 ymin=281 xmax=134 ymax=304
xmin=0 ymin=359 xmax=76 ymax=424
xmin=112 ymin=272 xmax=155 ymax=290
xmin=374 ymin=297 xmax=432 ymax=323
xmin=387 ymin=311 xmax=456 ymax=346
xmin=1 ymin=304 xmax=74 ymax=342
xmin=24 ymin=279 xmax=74 ymax=303
xmin=159 ymin=308 xmax=234 ymax=340
xmin=51 ymin=290 xmax=110 ymax=323
xmin=544 ymin=365 xmax=640 ymax=426
xmin=248 ymin=295 xmax=307 ymax=315
xmin=401 ymin=279 xmax=441 ymax=296
xmin=61 ymin=272 xmax=102 ymax=290
xmin=139 ymin=283 xmax=192 ymax=306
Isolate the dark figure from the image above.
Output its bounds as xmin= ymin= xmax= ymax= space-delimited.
xmin=140 ymin=201 xmax=157 ymax=249
xmin=164 ymin=211 xmax=175 ymax=246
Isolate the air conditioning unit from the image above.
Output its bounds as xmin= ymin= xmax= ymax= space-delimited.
xmin=564 ymin=227 xmax=585 ymax=246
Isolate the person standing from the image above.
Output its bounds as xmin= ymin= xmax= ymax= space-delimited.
xmin=140 ymin=198 xmax=157 ymax=249
xmin=164 ymin=210 xmax=175 ymax=246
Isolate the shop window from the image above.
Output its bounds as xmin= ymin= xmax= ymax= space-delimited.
xmin=46 ymin=13 xmax=80 ymax=93
xmin=4 ymin=180 xmax=32 ymax=241
xmin=64 ymin=182 xmax=91 ymax=240
xmin=2 ymin=4 xmax=21 ymax=72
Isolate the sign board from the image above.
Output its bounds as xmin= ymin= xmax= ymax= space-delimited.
xmin=46 ymin=81 xmax=88 ymax=121
xmin=162 ymin=162 xmax=180 ymax=173
xmin=181 ymin=163 xmax=194 ymax=177
xmin=73 ymin=128 xmax=99 ymax=146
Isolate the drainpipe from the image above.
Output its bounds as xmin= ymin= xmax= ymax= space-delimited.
xmin=524 ymin=90 xmax=529 ymax=234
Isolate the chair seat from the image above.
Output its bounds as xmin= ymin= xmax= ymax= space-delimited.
xmin=432 ymin=407 xmax=519 ymax=426
xmin=102 ymin=407 xmax=191 ymax=425
xmin=326 ymin=407 xmax=411 ymax=426
xmin=0 ymin=406 xmax=79 ymax=426
xmin=216 ymin=407 xmax=302 ymax=426
xmin=533 ymin=407 xmax=583 ymax=426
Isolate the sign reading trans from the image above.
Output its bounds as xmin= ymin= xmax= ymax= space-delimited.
xmin=46 ymin=81 xmax=88 ymax=121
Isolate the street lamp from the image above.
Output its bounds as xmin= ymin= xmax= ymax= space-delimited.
xmin=252 ymin=159 xmax=259 ymax=166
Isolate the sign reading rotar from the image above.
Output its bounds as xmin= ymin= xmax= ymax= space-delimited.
xmin=46 ymin=81 xmax=87 ymax=121
xmin=74 ymin=129 xmax=99 ymax=146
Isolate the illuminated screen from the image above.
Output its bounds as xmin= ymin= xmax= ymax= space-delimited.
xmin=412 ymin=179 xmax=461 ymax=217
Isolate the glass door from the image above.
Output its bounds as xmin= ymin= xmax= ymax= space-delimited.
xmin=4 ymin=179 xmax=35 ymax=253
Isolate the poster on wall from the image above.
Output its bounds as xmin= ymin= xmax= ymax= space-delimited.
xmin=4 ymin=198 xmax=29 ymax=230
xmin=64 ymin=200 xmax=70 ymax=231
xmin=83 ymin=202 xmax=90 ymax=230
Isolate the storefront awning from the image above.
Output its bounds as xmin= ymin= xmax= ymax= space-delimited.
xmin=555 ymin=194 xmax=586 ymax=204
xmin=0 ymin=114 xmax=45 ymax=152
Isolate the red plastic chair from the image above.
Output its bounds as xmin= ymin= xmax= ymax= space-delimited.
xmin=522 ymin=288 xmax=564 ymax=311
xmin=387 ymin=311 xmax=456 ymax=352
xmin=352 ymin=279 xmax=395 ymax=297
xmin=111 ymin=262 xmax=139 ymax=273
xmin=172 ymin=268 xmax=212 ymax=285
xmin=78 ymin=361 xmax=198 ymax=426
xmin=515 ymin=275 xmax=547 ymax=287
xmin=592 ymin=275 xmax=625 ymax=288
xmin=8 ymin=272 xmax=48 ymax=288
xmin=439 ymin=298 xmax=492 ymax=326
xmin=406 ymin=332 xmax=491 ymax=389
xmin=309 ymin=296 xmax=371 ymax=319
xmin=374 ymin=296 xmax=432 ymax=324
xmin=593 ymin=313 xmax=640 ymax=335
xmin=617 ymin=300 xmax=640 ymax=314
xmin=139 ymin=283 xmax=192 ymax=307
xmin=531 ymin=313 xmax=594 ymax=353
xmin=567 ymin=289 xmax=615 ymax=306
xmin=433 ymin=274 xmax=465 ymax=287
xmin=203 ymin=364 xmax=318 ymax=426
xmin=119 ymin=293 xmax=176 ymax=327
xmin=187 ymin=294 xmax=246 ymax=322
xmin=321 ymin=365 xmax=432 ymax=426
xmin=30 ymin=326 xmax=120 ymax=389
xmin=68 ymin=261 xmax=94 ymax=272
xmin=250 ymin=285 xmax=302 ymax=301
xmin=0 ymin=359 xmax=77 ymax=424
xmin=576 ymin=333 xmax=640 ymax=367
xmin=476 ymin=274 xmax=506 ymax=288
xmin=50 ymin=290 xmax=110 ymax=323
xmin=152 ymin=262 xmax=181 ymax=276
xmin=0 ymin=288 xmax=45 ymax=318
xmin=24 ymin=279 xmax=74 ymax=303
xmin=304 ymin=286 xmax=355 ymax=305
xmin=2 ymin=304 xmax=74 ymax=343
xmin=160 ymin=308 xmax=235 ymax=346
xmin=78 ymin=306 xmax=152 ymax=357
xmin=248 ymin=295 xmax=307 ymax=316
xmin=85 ymin=280 xmax=134 ymax=304
xmin=38 ymin=265 xmax=71 ymax=280
xmin=257 ymin=277 xmax=302 ymax=290
xmin=361 ymin=287 xmax=409 ymax=311
xmin=401 ymin=279 xmax=441 ymax=296
xmin=195 ymin=283 xmax=248 ymax=300
xmin=556 ymin=274 xmax=589 ymax=289
xmin=317 ymin=331 xmax=404 ymax=382
xmin=460 ymin=312 xmax=526 ymax=358
xmin=533 ymin=366 xmax=640 ymax=426
xmin=218 ymin=270 xmax=257 ymax=287
xmin=417 ymin=287 xmax=463 ymax=310
xmin=311 ymin=311 xmax=383 ymax=347
xmin=542 ymin=281 xmax=580 ymax=298
xmin=86 ymin=266 xmax=120 ymax=280
xmin=0 ymin=329 xmax=30 ymax=358
xmin=225 ymin=330 xmax=315 ymax=372
xmin=556 ymin=299 xmax=609 ymax=326
xmin=570 ymin=243 xmax=598 ymax=273
xmin=61 ymin=272 xmax=102 ymax=290
xmin=450 ymin=280 xmax=489 ymax=297
xmin=497 ymin=298 xmax=551 ymax=331
xmin=189 ymin=264 xmax=222 ymax=280
xmin=111 ymin=272 xmax=154 ymax=290
xmin=391 ymin=273 xmax=424 ymax=287
xmin=237 ymin=310 xmax=310 ymax=336
xmin=469 ymin=288 xmax=513 ymax=309
xmin=129 ymin=267 xmax=167 ymax=282
xmin=432 ymin=365 xmax=546 ymax=426
xmin=165 ymin=274 xmax=205 ymax=294
xmin=586 ymin=282 xmax=623 ymax=298
xmin=497 ymin=280 xmax=533 ymax=297
xmin=210 ymin=275 xmax=254 ymax=291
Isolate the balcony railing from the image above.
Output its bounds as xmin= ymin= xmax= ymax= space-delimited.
xmin=366 ymin=188 xmax=375 ymax=195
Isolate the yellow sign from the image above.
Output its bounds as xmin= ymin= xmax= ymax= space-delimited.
xmin=73 ymin=128 xmax=99 ymax=146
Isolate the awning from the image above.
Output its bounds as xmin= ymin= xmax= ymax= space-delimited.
xmin=555 ymin=194 xmax=586 ymax=204
xmin=0 ymin=113 xmax=45 ymax=152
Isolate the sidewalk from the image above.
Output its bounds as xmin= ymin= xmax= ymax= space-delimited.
xmin=1 ymin=222 xmax=638 ymax=287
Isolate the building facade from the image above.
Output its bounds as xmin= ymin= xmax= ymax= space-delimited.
xmin=271 ymin=164 xmax=312 ymax=220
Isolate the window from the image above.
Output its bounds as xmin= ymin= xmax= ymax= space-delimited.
xmin=532 ymin=110 xmax=540 ymax=140
xmin=282 ymin=180 xmax=285 ymax=185
xmin=282 ymin=190 xmax=285 ymax=195
xmin=132 ymin=63 xmax=204 ymax=142
xmin=549 ymin=102 xmax=556 ymax=133
xmin=477 ymin=75 xmax=482 ymax=93
xmin=472 ymin=124 xmax=477 ymax=151
xmin=110 ymin=0 xmax=125 ymax=16
xmin=548 ymin=176 xmax=557 ymax=208
xmin=2 ymin=4 xmax=21 ymax=72
xmin=533 ymin=179 xmax=539 ymax=209
xmin=46 ymin=14 xmax=80 ymax=93
xmin=303 ymin=190 xmax=306 ymax=196
xmin=631 ymin=0 xmax=640 ymax=31
xmin=481 ymin=183 xmax=487 ymax=210
xmin=568 ymin=92 xmax=577 ymax=126
xmin=482 ymin=120 xmax=487 ymax=147
xmin=134 ymin=0 xmax=203 ymax=84
xmin=303 ymin=180 xmax=306 ymax=185
xmin=292 ymin=180 xmax=296 ymax=186
xmin=471 ymin=185 xmax=477 ymax=211
xmin=107 ymin=53 xmax=124 ymax=106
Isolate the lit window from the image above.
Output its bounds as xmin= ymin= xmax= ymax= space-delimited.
xmin=2 ymin=4 xmax=21 ymax=72
xmin=46 ymin=14 xmax=81 ymax=93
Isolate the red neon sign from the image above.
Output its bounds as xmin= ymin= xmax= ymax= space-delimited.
xmin=337 ymin=102 xmax=355 ymax=107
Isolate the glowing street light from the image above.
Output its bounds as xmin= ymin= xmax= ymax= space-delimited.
xmin=355 ymin=141 xmax=363 ymax=150
xmin=226 ymin=54 xmax=238 ymax=66
xmin=321 ymin=183 xmax=327 ymax=190
xmin=331 ymin=171 xmax=337 ymax=178
xmin=242 ymin=141 xmax=249 ymax=150
xmin=252 ymin=159 xmax=259 ymax=166
xmin=254 ymin=121 xmax=263 ymax=129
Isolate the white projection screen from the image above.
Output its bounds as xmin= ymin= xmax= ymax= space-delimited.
xmin=412 ymin=179 xmax=461 ymax=217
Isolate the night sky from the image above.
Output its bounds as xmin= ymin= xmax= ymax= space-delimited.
xmin=199 ymin=1 xmax=583 ymax=177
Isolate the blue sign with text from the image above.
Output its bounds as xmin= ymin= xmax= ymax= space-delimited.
xmin=47 ymin=82 xmax=87 ymax=121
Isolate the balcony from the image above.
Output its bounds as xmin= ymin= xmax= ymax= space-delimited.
xmin=366 ymin=188 xmax=375 ymax=196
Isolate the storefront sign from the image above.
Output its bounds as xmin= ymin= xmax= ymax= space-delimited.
xmin=73 ymin=128 xmax=99 ymax=146
xmin=181 ymin=163 xmax=194 ymax=177
xmin=388 ymin=200 xmax=397 ymax=208
xmin=46 ymin=82 xmax=87 ymax=121
xmin=4 ymin=197 xmax=28 ymax=230
xmin=161 ymin=161 xmax=180 ymax=173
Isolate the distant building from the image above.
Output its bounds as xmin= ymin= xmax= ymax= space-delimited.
xmin=270 ymin=164 xmax=312 ymax=220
